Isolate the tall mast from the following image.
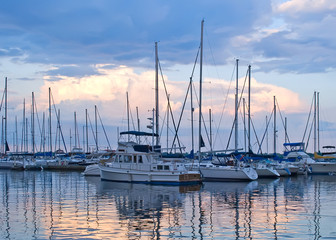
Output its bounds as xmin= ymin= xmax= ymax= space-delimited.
xmin=126 ymin=92 xmax=130 ymax=142
xmin=155 ymin=42 xmax=159 ymax=146
xmin=32 ymin=92 xmax=35 ymax=154
xmin=15 ymin=116 xmax=18 ymax=153
xmin=198 ymin=19 xmax=204 ymax=163
xmin=209 ymin=109 xmax=212 ymax=153
xmin=95 ymin=105 xmax=98 ymax=151
xmin=49 ymin=87 xmax=52 ymax=153
xmin=190 ymin=77 xmax=194 ymax=157
xmin=273 ymin=96 xmax=277 ymax=154
xmin=248 ymin=65 xmax=251 ymax=153
xmin=266 ymin=116 xmax=268 ymax=154
xmin=74 ymin=111 xmax=77 ymax=148
xmin=313 ymin=91 xmax=316 ymax=153
xmin=317 ymin=92 xmax=320 ymax=153
xmin=234 ymin=59 xmax=239 ymax=151
xmin=136 ymin=106 xmax=140 ymax=144
xmin=4 ymin=77 xmax=7 ymax=154
xmin=57 ymin=109 xmax=60 ymax=150
xmin=85 ymin=109 xmax=88 ymax=153
xmin=23 ymin=98 xmax=26 ymax=152
xmin=166 ymin=99 xmax=169 ymax=150
xmin=243 ymin=98 xmax=246 ymax=152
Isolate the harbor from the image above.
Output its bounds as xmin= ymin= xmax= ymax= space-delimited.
xmin=1 ymin=1 xmax=336 ymax=239
xmin=1 ymin=169 xmax=335 ymax=239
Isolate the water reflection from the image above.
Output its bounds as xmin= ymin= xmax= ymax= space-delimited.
xmin=1 ymin=170 xmax=336 ymax=239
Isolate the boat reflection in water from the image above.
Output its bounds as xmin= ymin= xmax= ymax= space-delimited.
xmin=1 ymin=170 xmax=336 ymax=239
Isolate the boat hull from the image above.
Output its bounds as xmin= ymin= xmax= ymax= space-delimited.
xmin=308 ymin=162 xmax=336 ymax=175
xmin=199 ymin=166 xmax=258 ymax=181
xmin=255 ymin=167 xmax=280 ymax=178
xmin=99 ymin=165 xmax=201 ymax=185
xmin=83 ymin=164 xmax=100 ymax=176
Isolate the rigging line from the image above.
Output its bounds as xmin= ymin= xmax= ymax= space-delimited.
xmin=50 ymin=90 xmax=67 ymax=152
xmin=302 ymin=94 xmax=314 ymax=143
xmin=33 ymin=98 xmax=43 ymax=145
xmin=250 ymin=111 xmax=262 ymax=154
xmin=305 ymin=112 xmax=315 ymax=151
xmin=191 ymin=78 xmax=211 ymax=151
xmin=158 ymin=59 xmax=183 ymax=152
xmin=169 ymin=80 xmax=190 ymax=152
xmin=225 ymin=66 xmax=249 ymax=150
xmin=257 ymin=108 xmax=274 ymax=154
xmin=0 ymin=86 xmax=5 ymax=112
xmin=170 ymin=46 xmax=200 ymax=151
xmin=213 ymin=63 xmax=236 ymax=147
xmin=96 ymin=107 xmax=112 ymax=149
xmin=275 ymin=98 xmax=290 ymax=143
xmin=87 ymin=113 xmax=97 ymax=146
xmin=159 ymin=101 xmax=168 ymax=138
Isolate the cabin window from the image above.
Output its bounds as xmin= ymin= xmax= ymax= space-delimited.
xmin=157 ymin=165 xmax=163 ymax=170
xmin=133 ymin=156 xmax=137 ymax=163
xmin=118 ymin=155 xmax=123 ymax=163
xmin=164 ymin=165 xmax=170 ymax=170
xmin=138 ymin=156 xmax=143 ymax=163
xmin=126 ymin=155 xmax=132 ymax=163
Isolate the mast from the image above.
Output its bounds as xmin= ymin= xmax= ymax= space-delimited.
xmin=273 ymin=96 xmax=276 ymax=154
xmin=166 ymin=97 xmax=169 ymax=150
xmin=266 ymin=115 xmax=268 ymax=154
xmin=243 ymin=98 xmax=246 ymax=152
xmin=49 ymin=87 xmax=52 ymax=153
xmin=136 ymin=106 xmax=140 ymax=144
xmin=248 ymin=65 xmax=251 ymax=153
xmin=32 ymin=92 xmax=35 ymax=154
xmin=190 ymin=77 xmax=194 ymax=157
xmin=85 ymin=109 xmax=88 ymax=153
xmin=15 ymin=116 xmax=18 ymax=153
xmin=4 ymin=77 xmax=7 ymax=155
xmin=198 ymin=19 xmax=204 ymax=163
xmin=23 ymin=99 xmax=26 ymax=152
xmin=313 ymin=91 xmax=317 ymax=153
xmin=95 ymin=105 xmax=98 ymax=151
xmin=155 ymin=42 xmax=159 ymax=146
xmin=209 ymin=109 xmax=212 ymax=153
xmin=234 ymin=59 xmax=239 ymax=151
xmin=74 ymin=111 xmax=77 ymax=149
xmin=126 ymin=92 xmax=130 ymax=142
xmin=57 ymin=109 xmax=60 ymax=150
xmin=317 ymin=92 xmax=320 ymax=153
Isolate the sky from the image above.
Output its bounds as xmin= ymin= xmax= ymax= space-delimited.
xmin=1 ymin=0 xmax=336 ymax=154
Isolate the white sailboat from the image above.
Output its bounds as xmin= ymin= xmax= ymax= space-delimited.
xmin=192 ymin=21 xmax=257 ymax=181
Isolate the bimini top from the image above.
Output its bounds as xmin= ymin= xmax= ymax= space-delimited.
xmin=120 ymin=130 xmax=159 ymax=137
xmin=283 ymin=142 xmax=305 ymax=147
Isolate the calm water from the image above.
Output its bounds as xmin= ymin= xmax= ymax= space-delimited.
xmin=0 ymin=170 xmax=336 ymax=239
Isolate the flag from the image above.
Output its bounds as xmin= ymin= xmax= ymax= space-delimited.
xmin=5 ymin=141 xmax=10 ymax=152
xmin=200 ymin=135 xmax=205 ymax=148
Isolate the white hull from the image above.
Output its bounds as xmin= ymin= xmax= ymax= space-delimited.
xmin=255 ymin=167 xmax=280 ymax=178
xmin=100 ymin=165 xmax=201 ymax=184
xmin=0 ymin=160 xmax=24 ymax=170
xmin=189 ymin=163 xmax=258 ymax=181
xmin=308 ymin=162 xmax=336 ymax=175
xmin=83 ymin=164 xmax=100 ymax=176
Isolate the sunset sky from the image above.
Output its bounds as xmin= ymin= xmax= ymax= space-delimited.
xmin=1 ymin=0 xmax=336 ymax=153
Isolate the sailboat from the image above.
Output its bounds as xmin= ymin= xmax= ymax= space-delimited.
xmin=185 ymin=21 xmax=257 ymax=181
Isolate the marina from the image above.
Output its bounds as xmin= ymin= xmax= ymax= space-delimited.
xmin=1 ymin=169 xmax=336 ymax=239
xmin=1 ymin=2 xmax=336 ymax=239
